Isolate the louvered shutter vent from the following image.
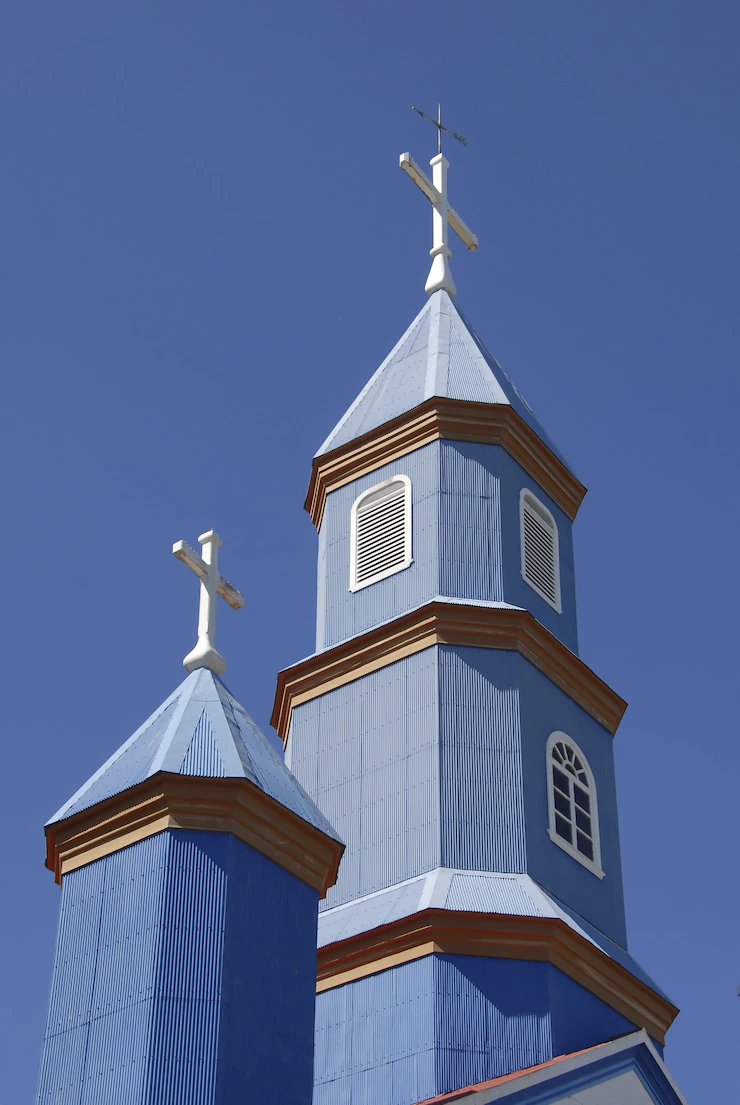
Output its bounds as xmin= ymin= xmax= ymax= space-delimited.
xmin=354 ymin=481 xmax=408 ymax=586
xmin=522 ymin=496 xmax=559 ymax=606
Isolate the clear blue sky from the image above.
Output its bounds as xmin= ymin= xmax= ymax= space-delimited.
xmin=2 ymin=3 xmax=738 ymax=1101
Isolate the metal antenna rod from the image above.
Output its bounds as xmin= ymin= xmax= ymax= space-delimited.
xmin=412 ymin=105 xmax=468 ymax=149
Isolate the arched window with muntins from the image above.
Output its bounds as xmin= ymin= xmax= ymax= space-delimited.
xmin=350 ymin=475 xmax=412 ymax=591
xmin=520 ymin=489 xmax=561 ymax=612
xmin=546 ymin=732 xmax=603 ymax=878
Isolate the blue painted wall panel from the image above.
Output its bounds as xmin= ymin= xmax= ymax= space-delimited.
xmin=315 ymin=954 xmax=635 ymax=1105
xmin=438 ymin=647 xmax=526 ymax=874
xmin=37 ymin=830 xmax=319 ymax=1105
xmin=291 ymin=649 xmax=442 ymax=910
xmin=316 ymin=439 xmax=578 ymax=653
xmin=496 ymin=447 xmax=578 ymax=651
xmin=291 ymin=642 xmax=627 ymax=943
xmin=516 ymin=655 xmax=628 ymax=946
xmin=317 ymin=444 xmax=441 ymax=651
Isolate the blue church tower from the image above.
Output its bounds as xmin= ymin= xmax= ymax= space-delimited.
xmin=35 ymin=128 xmax=690 ymax=1105
xmin=270 ymin=138 xmax=685 ymax=1104
xmin=36 ymin=531 xmax=343 ymax=1105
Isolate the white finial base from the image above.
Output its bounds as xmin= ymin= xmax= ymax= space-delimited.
xmin=425 ymin=247 xmax=456 ymax=297
xmin=183 ymin=636 xmax=227 ymax=676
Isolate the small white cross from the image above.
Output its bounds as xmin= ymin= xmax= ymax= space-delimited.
xmin=173 ymin=530 xmax=244 ymax=675
xmin=400 ymin=144 xmax=478 ymax=298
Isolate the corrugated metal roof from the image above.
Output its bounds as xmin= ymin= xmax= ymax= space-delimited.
xmin=316 ymin=290 xmax=574 ymax=475
xmin=48 ymin=668 xmax=340 ymax=841
xmin=317 ymin=868 xmax=668 ymax=1000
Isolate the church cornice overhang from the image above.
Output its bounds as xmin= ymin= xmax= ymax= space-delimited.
xmin=271 ymin=599 xmax=627 ymax=742
xmin=315 ymin=908 xmax=678 ymax=1046
xmin=305 ymin=397 xmax=587 ymax=529
xmin=44 ymin=772 xmax=344 ymax=898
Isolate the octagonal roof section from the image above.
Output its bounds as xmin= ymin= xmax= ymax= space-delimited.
xmin=317 ymin=289 xmax=575 ymax=476
xmin=48 ymin=667 xmax=339 ymax=842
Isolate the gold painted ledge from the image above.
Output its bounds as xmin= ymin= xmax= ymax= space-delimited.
xmin=316 ymin=909 xmax=678 ymax=1046
xmin=272 ymin=599 xmax=627 ymax=742
xmin=305 ymin=397 xmax=587 ymax=529
xmin=45 ymin=772 xmax=344 ymax=898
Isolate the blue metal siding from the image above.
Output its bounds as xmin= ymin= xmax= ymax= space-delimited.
xmin=497 ymin=448 xmax=579 ymax=652
xmin=317 ymin=443 xmax=442 ymax=651
xmin=37 ymin=831 xmax=319 ymax=1105
xmin=314 ymin=954 xmax=635 ymax=1105
xmin=438 ymin=646 xmax=526 ymax=873
xmin=290 ymin=649 xmax=441 ymax=909
xmin=516 ymin=654 xmax=628 ymax=947
xmin=316 ymin=439 xmax=578 ymax=653
xmin=291 ymin=641 xmax=626 ymax=942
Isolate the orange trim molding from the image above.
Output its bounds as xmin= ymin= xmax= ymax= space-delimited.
xmin=272 ymin=600 xmax=627 ymax=742
xmin=316 ymin=909 xmax=678 ymax=1045
xmin=45 ymin=772 xmax=344 ymax=898
xmin=305 ymin=398 xmax=587 ymax=529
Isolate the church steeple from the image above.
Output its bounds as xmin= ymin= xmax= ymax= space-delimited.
xmin=36 ymin=534 xmax=343 ymax=1105
xmin=272 ymin=138 xmax=680 ymax=1104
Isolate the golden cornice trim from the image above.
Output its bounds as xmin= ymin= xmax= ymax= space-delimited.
xmin=45 ymin=773 xmax=344 ymax=898
xmin=305 ymin=398 xmax=587 ymax=529
xmin=316 ymin=909 xmax=678 ymax=1045
xmin=271 ymin=600 xmax=627 ymax=742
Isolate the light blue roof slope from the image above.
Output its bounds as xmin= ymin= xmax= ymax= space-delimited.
xmin=49 ymin=667 xmax=340 ymax=841
xmin=317 ymin=868 xmax=669 ymax=1001
xmin=317 ymin=290 xmax=574 ymax=474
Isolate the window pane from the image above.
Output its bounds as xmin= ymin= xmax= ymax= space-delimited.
xmin=574 ymin=786 xmax=590 ymax=813
xmin=575 ymin=807 xmax=591 ymax=834
xmin=552 ymin=766 xmax=570 ymax=794
xmin=576 ymin=831 xmax=594 ymax=860
xmin=555 ymin=813 xmax=572 ymax=843
xmin=554 ymin=789 xmax=571 ymax=817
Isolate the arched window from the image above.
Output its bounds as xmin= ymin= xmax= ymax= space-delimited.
xmin=520 ymin=489 xmax=561 ymax=612
xmin=546 ymin=732 xmax=603 ymax=877
xmin=350 ymin=475 xmax=412 ymax=591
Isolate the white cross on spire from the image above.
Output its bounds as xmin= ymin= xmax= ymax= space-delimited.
xmin=173 ymin=530 xmax=244 ymax=675
xmin=400 ymin=104 xmax=478 ymax=297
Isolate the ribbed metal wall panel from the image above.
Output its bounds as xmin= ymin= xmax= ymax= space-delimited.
xmin=317 ymin=435 xmax=579 ymax=655
xmin=314 ymin=954 xmax=636 ymax=1105
xmin=438 ymin=646 xmax=526 ymax=874
xmin=37 ymin=830 xmax=319 ymax=1105
xmin=496 ymin=448 xmax=579 ymax=653
xmin=438 ymin=441 xmax=504 ymax=602
xmin=515 ymin=653 xmax=628 ymax=947
xmin=291 ymin=649 xmax=441 ymax=910
xmin=317 ymin=443 xmax=441 ymax=650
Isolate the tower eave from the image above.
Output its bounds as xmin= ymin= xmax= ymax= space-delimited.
xmin=44 ymin=770 xmax=344 ymax=897
xmin=305 ymin=396 xmax=587 ymax=531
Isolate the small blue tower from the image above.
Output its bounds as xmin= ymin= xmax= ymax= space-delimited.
xmin=37 ymin=532 xmax=343 ymax=1105
xmin=271 ymin=140 xmax=683 ymax=1104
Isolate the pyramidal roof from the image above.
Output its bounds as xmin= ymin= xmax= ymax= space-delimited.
xmin=318 ymin=289 xmax=573 ymax=474
xmin=49 ymin=667 xmax=339 ymax=841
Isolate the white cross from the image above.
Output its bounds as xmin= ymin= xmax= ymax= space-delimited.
xmin=400 ymin=145 xmax=478 ymax=298
xmin=173 ymin=530 xmax=244 ymax=675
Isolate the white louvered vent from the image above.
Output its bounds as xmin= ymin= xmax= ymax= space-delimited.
xmin=350 ymin=477 xmax=412 ymax=591
xmin=520 ymin=490 xmax=561 ymax=612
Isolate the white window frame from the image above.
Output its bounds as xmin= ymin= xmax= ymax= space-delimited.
xmin=349 ymin=475 xmax=413 ymax=592
xmin=546 ymin=731 xmax=604 ymax=879
xmin=520 ymin=488 xmax=562 ymax=613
